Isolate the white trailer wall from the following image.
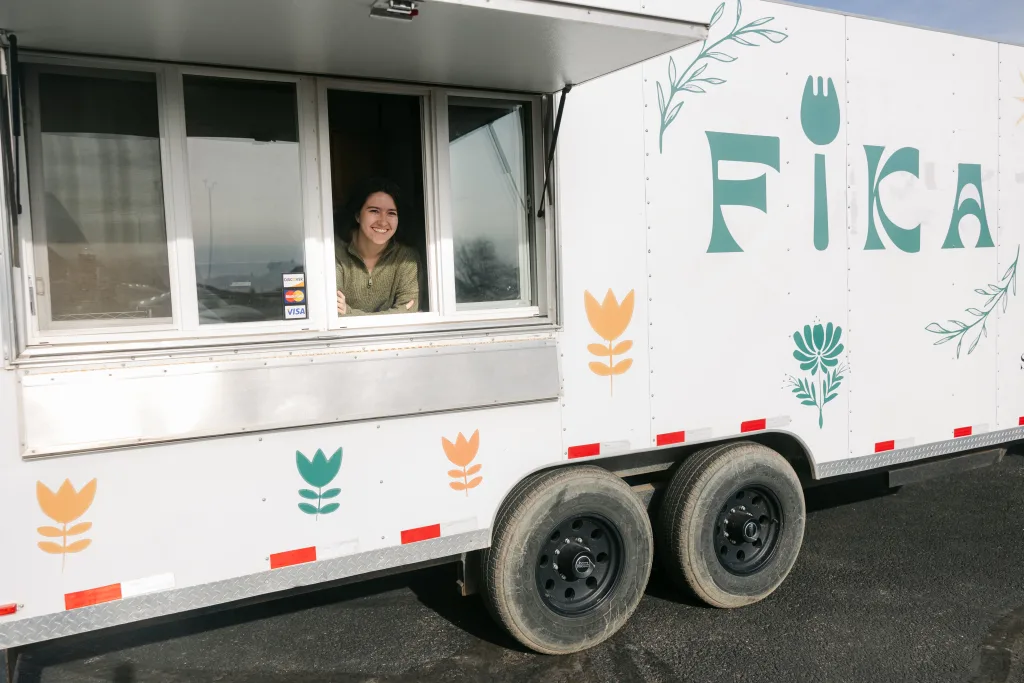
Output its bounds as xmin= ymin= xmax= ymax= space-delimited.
xmin=0 ymin=401 xmax=562 ymax=624
xmin=845 ymin=19 xmax=1000 ymax=459
xmin=998 ymin=43 xmax=1024 ymax=433
xmin=557 ymin=0 xmax=1024 ymax=471
xmin=557 ymin=65 xmax=653 ymax=458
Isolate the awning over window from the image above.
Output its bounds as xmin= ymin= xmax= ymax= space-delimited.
xmin=0 ymin=0 xmax=708 ymax=93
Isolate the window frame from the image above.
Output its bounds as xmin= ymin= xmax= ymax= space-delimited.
xmin=441 ymin=93 xmax=539 ymax=313
xmin=10 ymin=51 xmax=559 ymax=358
xmin=165 ymin=64 xmax=326 ymax=336
xmin=316 ymin=77 xmax=443 ymax=331
xmin=435 ymin=87 xmax=551 ymax=321
xmin=19 ymin=57 xmax=185 ymax=339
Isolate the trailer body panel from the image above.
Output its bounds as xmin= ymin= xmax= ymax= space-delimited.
xmin=0 ymin=0 xmax=1023 ymax=651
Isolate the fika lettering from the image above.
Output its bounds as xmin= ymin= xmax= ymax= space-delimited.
xmin=703 ymin=74 xmax=993 ymax=255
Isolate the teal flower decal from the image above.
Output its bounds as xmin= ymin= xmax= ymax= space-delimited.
xmin=792 ymin=323 xmax=844 ymax=376
xmin=786 ymin=322 xmax=847 ymax=428
xmin=296 ymin=448 xmax=343 ymax=519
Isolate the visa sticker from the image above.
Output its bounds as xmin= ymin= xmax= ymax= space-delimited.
xmin=283 ymin=273 xmax=305 ymax=288
xmin=284 ymin=289 xmax=305 ymax=303
xmin=285 ymin=305 xmax=307 ymax=320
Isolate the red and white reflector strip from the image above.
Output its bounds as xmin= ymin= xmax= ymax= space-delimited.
xmin=0 ymin=603 xmax=17 ymax=617
xmin=65 ymin=573 xmax=175 ymax=611
xmin=567 ymin=440 xmax=630 ymax=459
xmin=874 ymin=437 xmax=915 ymax=453
xmin=953 ymin=424 xmax=989 ymax=439
xmin=268 ymin=538 xmax=362 ymax=569
xmin=656 ymin=428 xmax=713 ymax=447
xmin=270 ymin=546 xmax=317 ymax=569
xmin=740 ymin=416 xmax=791 ymax=433
xmin=401 ymin=523 xmax=441 ymax=544
xmin=400 ymin=517 xmax=478 ymax=544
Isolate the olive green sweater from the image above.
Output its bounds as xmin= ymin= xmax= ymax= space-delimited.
xmin=335 ymin=238 xmax=420 ymax=315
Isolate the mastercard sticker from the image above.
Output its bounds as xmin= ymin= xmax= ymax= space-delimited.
xmin=284 ymin=289 xmax=305 ymax=304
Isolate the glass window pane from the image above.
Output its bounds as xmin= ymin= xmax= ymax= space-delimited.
xmin=448 ymin=100 xmax=532 ymax=307
xmin=184 ymin=76 xmax=306 ymax=325
xmin=33 ymin=68 xmax=172 ymax=327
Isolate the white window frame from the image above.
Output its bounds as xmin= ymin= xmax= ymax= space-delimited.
xmin=442 ymin=92 xmax=538 ymax=313
xmin=166 ymin=65 xmax=326 ymax=337
xmin=10 ymin=51 xmax=558 ymax=357
xmin=19 ymin=56 xmax=185 ymax=339
xmin=316 ymin=78 xmax=442 ymax=331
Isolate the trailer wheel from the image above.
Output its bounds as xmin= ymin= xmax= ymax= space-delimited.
xmin=481 ymin=465 xmax=653 ymax=655
xmin=657 ymin=441 xmax=805 ymax=609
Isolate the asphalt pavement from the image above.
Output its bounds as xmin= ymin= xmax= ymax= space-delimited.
xmin=10 ymin=453 xmax=1024 ymax=683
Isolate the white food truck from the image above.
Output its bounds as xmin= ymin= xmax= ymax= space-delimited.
xmin=0 ymin=0 xmax=1022 ymax=666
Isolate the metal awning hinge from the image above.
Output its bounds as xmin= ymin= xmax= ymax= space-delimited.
xmin=537 ymin=84 xmax=571 ymax=219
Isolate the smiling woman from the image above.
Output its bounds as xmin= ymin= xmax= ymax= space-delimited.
xmin=335 ymin=177 xmax=420 ymax=316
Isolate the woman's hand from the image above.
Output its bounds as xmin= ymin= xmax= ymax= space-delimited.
xmin=337 ymin=290 xmax=347 ymax=316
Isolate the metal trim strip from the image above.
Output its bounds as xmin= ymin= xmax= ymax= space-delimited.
xmin=0 ymin=528 xmax=490 ymax=649
xmin=20 ymin=340 xmax=560 ymax=458
xmin=816 ymin=426 xmax=1024 ymax=478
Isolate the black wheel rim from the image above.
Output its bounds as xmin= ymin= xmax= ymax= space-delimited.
xmin=714 ymin=485 xmax=784 ymax=576
xmin=535 ymin=514 xmax=622 ymax=616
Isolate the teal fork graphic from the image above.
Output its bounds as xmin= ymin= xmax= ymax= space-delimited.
xmin=800 ymin=76 xmax=840 ymax=251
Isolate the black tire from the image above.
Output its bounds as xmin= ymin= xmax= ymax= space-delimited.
xmin=657 ymin=441 xmax=805 ymax=608
xmin=481 ymin=465 xmax=653 ymax=654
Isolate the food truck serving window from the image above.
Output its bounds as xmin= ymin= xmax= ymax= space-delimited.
xmin=13 ymin=57 xmax=554 ymax=347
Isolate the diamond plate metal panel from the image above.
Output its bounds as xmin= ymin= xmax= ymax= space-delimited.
xmin=0 ymin=529 xmax=490 ymax=649
xmin=815 ymin=427 xmax=1024 ymax=478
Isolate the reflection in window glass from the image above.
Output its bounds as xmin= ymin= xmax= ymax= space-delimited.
xmin=184 ymin=76 xmax=305 ymax=324
xmin=34 ymin=69 xmax=172 ymax=327
xmin=448 ymin=101 xmax=531 ymax=307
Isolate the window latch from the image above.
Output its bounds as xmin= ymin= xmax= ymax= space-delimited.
xmin=537 ymin=84 xmax=571 ymax=219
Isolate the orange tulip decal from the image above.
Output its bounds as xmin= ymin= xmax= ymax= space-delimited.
xmin=37 ymin=478 xmax=97 ymax=571
xmin=584 ymin=289 xmax=635 ymax=396
xmin=443 ymin=430 xmax=482 ymax=496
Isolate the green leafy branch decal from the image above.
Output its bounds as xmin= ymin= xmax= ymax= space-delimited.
xmin=786 ymin=322 xmax=847 ymax=428
xmin=656 ymin=0 xmax=788 ymax=153
xmin=925 ymin=246 xmax=1019 ymax=358
xmin=296 ymin=448 xmax=342 ymax=519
